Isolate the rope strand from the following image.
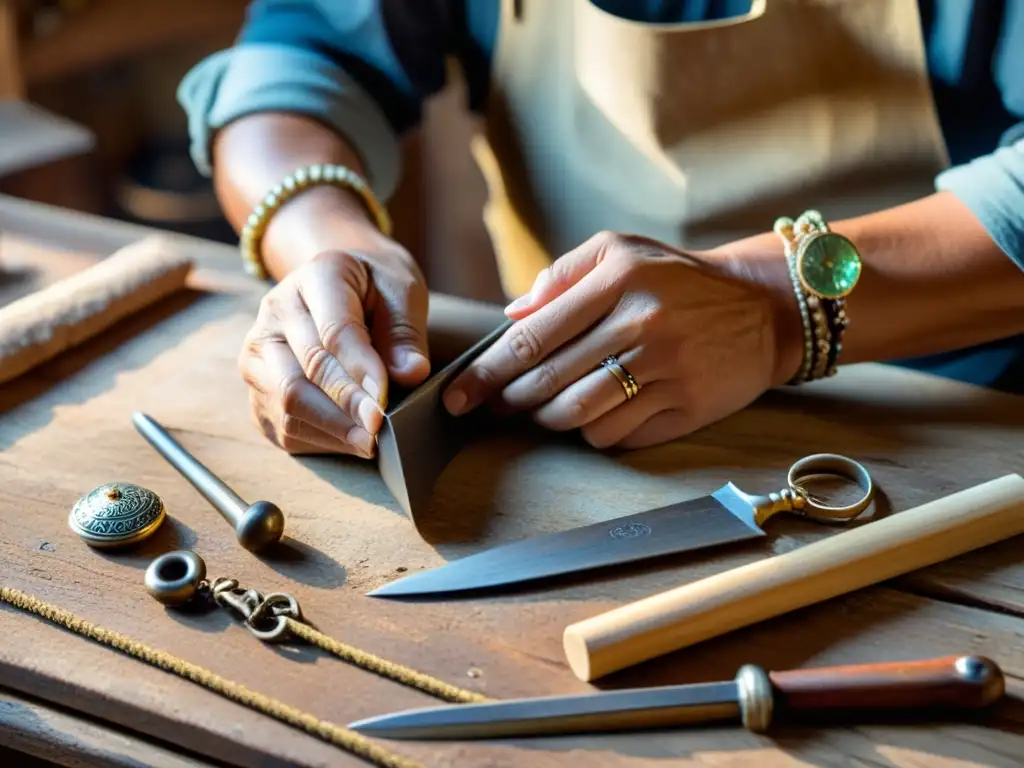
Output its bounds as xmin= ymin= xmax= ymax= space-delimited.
xmin=0 ymin=586 xmax=422 ymax=768
xmin=286 ymin=619 xmax=489 ymax=704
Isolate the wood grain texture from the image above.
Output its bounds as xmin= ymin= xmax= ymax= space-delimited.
xmin=769 ymin=655 xmax=1005 ymax=713
xmin=1 ymin=196 xmax=1024 ymax=767
xmin=0 ymin=688 xmax=214 ymax=767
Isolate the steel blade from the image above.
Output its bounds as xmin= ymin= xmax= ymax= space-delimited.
xmin=348 ymin=681 xmax=739 ymax=739
xmin=368 ymin=483 xmax=763 ymax=597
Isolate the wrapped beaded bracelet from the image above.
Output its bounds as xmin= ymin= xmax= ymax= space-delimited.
xmin=773 ymin=210 xmax=862 ymax=385
xmin=239 ymin=164 xmax=393 ymax=281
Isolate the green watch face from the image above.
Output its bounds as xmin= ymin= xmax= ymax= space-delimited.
xmin=797 ymin=232 xmax=862 ymax=299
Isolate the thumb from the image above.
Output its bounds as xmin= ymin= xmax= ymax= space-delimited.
xmin=371 ymin=277 xmax=431 ymax=388
xmin=504 ymin=235 xmax=607 ymax=319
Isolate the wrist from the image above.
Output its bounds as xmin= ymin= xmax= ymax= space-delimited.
xmin=262 ymin=185 xmax=394 ymax=278
xmin=711 ymin=234 xmax=805 ymax=387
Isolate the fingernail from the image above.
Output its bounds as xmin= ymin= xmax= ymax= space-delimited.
xmin=504 ymin=269 xmax=548 ymax=315
xmin=348 ymin=426 xmax=375 ymax=457
xmin=504 ymin=293 xmax=531 ymax=315
xmin=357 ymin=397 xmax=383 ymax=433
xmin=444 ymin=388 xmax=468 ymax=416
xmin=361 ymin=375 xmax=382 ymax=404
xmin=395 ymin=347 xmax=428 ymax=375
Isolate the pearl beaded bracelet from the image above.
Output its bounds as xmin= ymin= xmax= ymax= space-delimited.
xmin=239 ymin=163 xmax=393 ymax=280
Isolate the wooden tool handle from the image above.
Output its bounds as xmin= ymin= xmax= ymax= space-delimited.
xmin=770 ymin=655 xmax=1004 ymax=715
xmin=564 ymin=474 xmax=1024 ymax=681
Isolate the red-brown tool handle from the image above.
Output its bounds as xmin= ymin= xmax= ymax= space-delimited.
xmin=770 ymin=655 xmax=1005 ymax=715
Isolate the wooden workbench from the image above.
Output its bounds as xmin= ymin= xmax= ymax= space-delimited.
xmin=1 ymin=194 xmax=1023 ymax=768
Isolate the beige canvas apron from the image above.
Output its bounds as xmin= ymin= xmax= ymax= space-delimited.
xmin=471 ymin=0 xmax=949 ymax=299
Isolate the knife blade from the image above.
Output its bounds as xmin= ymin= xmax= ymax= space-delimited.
xmin=349 ymin=681 xmax=740 ymax=739
xmin=368 ymin=481 xmax=773 ymax=598
xmin=347 ymin=655 xmax=1004 ymax=740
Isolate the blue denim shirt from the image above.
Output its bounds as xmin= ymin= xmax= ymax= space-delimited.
xmin=178 ymin=0 xmax=1024 ymax=393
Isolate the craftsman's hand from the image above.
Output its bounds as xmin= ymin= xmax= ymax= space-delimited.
xmin=442 ymin=231 xmax=801 ymax=449
xmin=239 ymin=244 xmax=430 ymax=457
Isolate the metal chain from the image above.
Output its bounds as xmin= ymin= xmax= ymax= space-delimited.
xmin=199 ymin=576 xmax=488 ymax=703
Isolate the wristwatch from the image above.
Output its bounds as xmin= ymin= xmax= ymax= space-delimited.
xmin=792 ymin=213 xmax=863 ymax=299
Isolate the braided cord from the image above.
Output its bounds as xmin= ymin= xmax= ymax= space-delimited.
xmin=285 ymin=619 xmax=489 ymax=704
xmin=0 ymin=586 xmax=421 ymax=768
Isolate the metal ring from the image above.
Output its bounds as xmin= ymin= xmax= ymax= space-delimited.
xmin=786 ymin=453 xmax=875 ymax=521
xmin=600 ymin=356 xmax=640 ymax=400
xmin=144 ymin=550 xmax=207 ymax=606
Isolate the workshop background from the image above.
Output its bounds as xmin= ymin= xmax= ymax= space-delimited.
xmin=0 ymin=0 xmax=504 ymax=303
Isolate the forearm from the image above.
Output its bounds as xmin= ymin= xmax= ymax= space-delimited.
xmin=211 ymin=112 xmax=394 ymax=281
xmin=718 ymin=191 xmax=1024 ymax=383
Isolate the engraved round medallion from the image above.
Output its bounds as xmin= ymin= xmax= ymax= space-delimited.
xmin=69 ymin=482 xmax=166 ymax=548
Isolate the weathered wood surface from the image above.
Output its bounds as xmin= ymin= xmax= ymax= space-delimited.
xmin=2 ymin=195 xmax=1024 ymax=767
xmin=0 ymin=687 xmax=214 ymax=768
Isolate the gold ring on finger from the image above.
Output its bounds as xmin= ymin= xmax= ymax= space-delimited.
xmin=600 ymin=355 xmax=640 ymax=400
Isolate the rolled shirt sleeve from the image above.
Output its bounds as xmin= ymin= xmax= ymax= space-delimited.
xmin=176 ymin=0 xmax=457 ymax=203
xmin=935 ymin=128 xmax=1024 ymax=271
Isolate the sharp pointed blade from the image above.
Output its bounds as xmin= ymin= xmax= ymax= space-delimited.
xmin=367 ymin=485 xmax=763 ymax=597
xmin=348 ymin=681 xmax=739 ymax=739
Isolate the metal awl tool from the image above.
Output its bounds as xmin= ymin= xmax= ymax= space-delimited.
xmin=348 ymin=655 xmax=1004 ymax=740
xmin=132 ymin=412 xmax=285 ymax=551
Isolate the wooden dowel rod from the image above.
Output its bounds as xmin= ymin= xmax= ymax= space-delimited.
xmin=563 ymin=474 xmax=1024 ymax=681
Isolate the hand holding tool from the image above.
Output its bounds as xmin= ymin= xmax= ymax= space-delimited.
xmin=564 ymin=473 xmax=1024 ymax=681
xmin=348 ymin=655 xmax=1004 ymax=739
xmin=132 ymin=412 xmax=284 ymax=551
xmin=369 ymin=453 xmax=874 ymax=597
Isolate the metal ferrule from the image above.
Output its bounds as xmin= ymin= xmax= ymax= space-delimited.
xmin=735 ymin=664 xmax=774 ymax=732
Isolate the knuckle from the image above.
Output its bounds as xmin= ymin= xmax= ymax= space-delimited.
xmin=389 ymin=318 xmax=422 ymax=346
xmin=238 ymin=336 xmax=262 ymax=373
xmin=300 ymin=344 xmax=336 ymax=386
xmin=563 ymin=391 xmax=588 ymax=426
xmin=591 ymin=230 xmax=623 ymax=249
xmin=330 ymin=378 xmax=362 ymax=411
xmin=319 ymin=318 xmax=367 ymax=354
xmin=534 ymin=361 xmax=562 ymax=401
xmin=280 ymin=413 xmax=303 ymax=439
xmin=506 ymin=323 xmax=545 ymax=365
xmin=279 ymin=373 xmax=306 ymax=413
